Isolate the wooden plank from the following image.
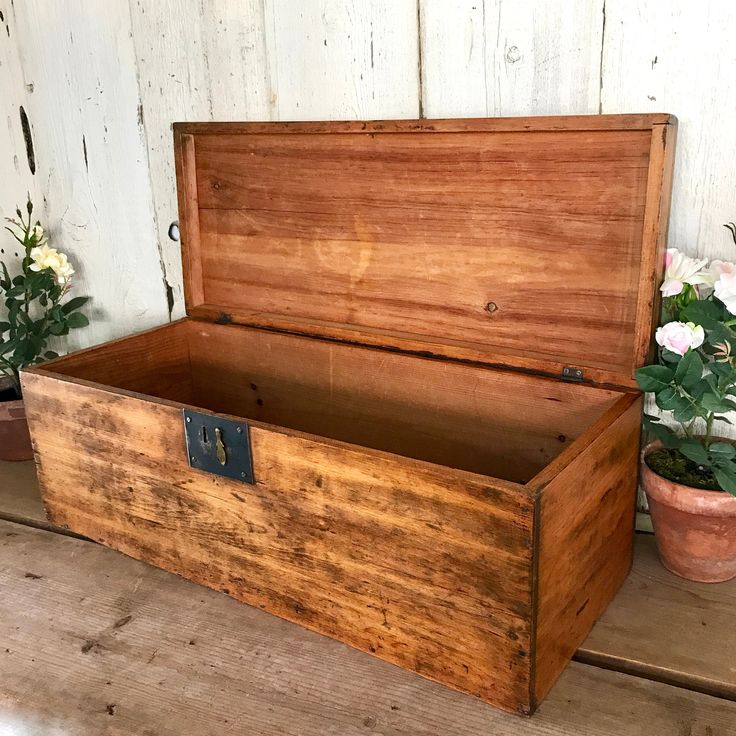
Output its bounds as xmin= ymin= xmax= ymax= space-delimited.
xmin=174 ymin=114 xmax=673 ymax=135
xmin=175 ymin=134 xmax=204 ymax=309
xmin=578 ymin=532 xmax=736 ymax=701
xmin=532 ymin=397 xmax=642 ymax=706
xmin=2 ymin=519 xmax=736 ymax=734
xmin=45 ymin=319 xmax=192 ymax=403
xmin=601 ymin=0 xmax=736 ymax=440
xmin=633 ymin=117 xmax=676 ymax=368
xmin=0 ymin=6 xmax=40 ymax=223
xmin=21 ymin=370 xmax=537 ymax=713
xmin=419 ymin=0 xmax=604 ymax=118
xmin=175 ymin=119 xmax=669 ymax=388
xmin=263 ymin=0 xmax=419 ymax=121
xmin=7 ymin=0 xmax=169 ymax=348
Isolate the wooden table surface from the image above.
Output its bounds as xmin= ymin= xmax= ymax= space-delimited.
xmin=1 ymin=460 xmax=735 ymax=735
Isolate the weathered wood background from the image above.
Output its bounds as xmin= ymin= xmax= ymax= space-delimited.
xmin=1 ymin=1 xmax=735 ymax=436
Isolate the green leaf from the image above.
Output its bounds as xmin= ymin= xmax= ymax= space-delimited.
xmin=661 ymin=349 xmax=681 ymax=363
xmin=0 ymin=261 xmax=10 ymax=290
xmin=702 ymin=393 xmax=727 ymax=413
xmin=61 ymin=296 xmax=89 ymax=314
xmin=692 ymin=376 xmax=716 ymax=400
xmin=709 ymin=442 xmax=736 ymax=459
xmin=710 ymin=361 xmax=735 ymax=378
xmin=645 ymin=420 xmax=680 ymax=449
xmin=655 ymin=386 xmax=679 ymax=411
xmin=674 ymin=350 xmax=703 ymax=389
xmin=679 ymin=440 xmax=710 ymax=465
xmin=682 ymin=299 xmax=727 ymax=327
xmin=43 ymin=350 xmax=59 ymax=360
xmin=66 ymin=312 xmax=89 ymax=329
xmin=636 ymin=365 xmax=675 ymax=393
xmin=672 ymin=399 xmax=697 ymax=423
xmin=0 ymin=321 xmax=9 ymax=335
xmin=713 ymin=467 xmax=736 ymax=495
xmin=5 ymin=284 xmax=25 ymax=298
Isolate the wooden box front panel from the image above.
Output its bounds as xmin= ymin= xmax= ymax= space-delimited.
xmin=22 ymin=369 xmax=537 ymax=713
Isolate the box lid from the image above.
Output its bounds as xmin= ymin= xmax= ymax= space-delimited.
xmin=174 ymin=114 xmax=675 ymax=389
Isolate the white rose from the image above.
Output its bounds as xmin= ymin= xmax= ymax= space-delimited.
xmin=655 ymin=321 xmax=705 ymax=356
xmin=31 ymin=224 xmax=45 ymax=244
xmin=53 ymin=252 xmax=75 ymax=285
xmin=29 ymin=244 xmax=75 ymax=285
xmin=660 ymin=248 xmax=712 ymax=297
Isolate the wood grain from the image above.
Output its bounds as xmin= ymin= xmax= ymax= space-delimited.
xmin=45 ymin=318 xmax=193 ymax=404
xmin=22 ymin=370 xmax=537 ymax=713
xmin=174 ymin=116 xmax=674 ymax=388
xmin=3 ymin=519 xmax=736 ymax=735
xmin=633 ymin=118 xmax=677 ymax=367
xmin=532 ymin=396 xmax=642 ymax=706
xmin=420 ymin=0 xmax=605 ymax=119
xmin=175 ymin=133 xmax=204 ymax=309
xmin=578 ymin=532 xmax=736 ymax=701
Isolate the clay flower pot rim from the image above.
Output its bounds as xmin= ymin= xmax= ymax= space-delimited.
xmin=642 ymin=439 xmax=736 ymax=518
xmin=0 ymin=396 xmax=26 ymax=421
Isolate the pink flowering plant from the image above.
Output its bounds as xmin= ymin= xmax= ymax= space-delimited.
xmin=636 ymin=224 xmax=736 ymax=494
xmin=0 ymin=198 xmax=89 ymax=399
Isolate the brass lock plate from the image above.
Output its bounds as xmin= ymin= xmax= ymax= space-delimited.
xmin=184 ymin=409 xmax=254 ymax=484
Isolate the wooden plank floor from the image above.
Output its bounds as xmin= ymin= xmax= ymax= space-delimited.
xmin=1 ymin=519 xmax=735 ymax=735
xmin=579 ymin=533 xmax=736 ymax=701
xmin=2 ymin=461 xmax=736 ymax=734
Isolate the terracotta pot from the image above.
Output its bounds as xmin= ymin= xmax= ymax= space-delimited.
xmin=641 ymin=440 xmax=736 ymax=583
xmin=0 ymin=397 xmax=34 ymax=461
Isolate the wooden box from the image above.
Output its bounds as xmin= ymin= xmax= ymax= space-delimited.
xmin=22 ymin=114 xmax=675 ymax=715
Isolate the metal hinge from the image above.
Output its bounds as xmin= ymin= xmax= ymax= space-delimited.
xmin=184 ymin=409 xmax=254 ymax=483
xmin=561 ymin=366 xmax=584 ymax=382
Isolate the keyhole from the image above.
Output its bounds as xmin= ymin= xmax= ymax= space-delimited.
xmin=201 ymin=426 xmax=209 ymax=444
xmin=215 ymin=427 xmax=227 ymax=466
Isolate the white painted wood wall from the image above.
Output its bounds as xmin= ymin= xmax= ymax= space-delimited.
xmin=1 ymin=2 xmax=735 ymax=395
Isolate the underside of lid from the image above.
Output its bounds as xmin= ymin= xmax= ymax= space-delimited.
xmin=174 ymin=115 xmax=676 ymax=389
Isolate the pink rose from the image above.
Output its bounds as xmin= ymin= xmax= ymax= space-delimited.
xmin=711 ymin=260 xmax=736 ymax=314
xmin=655 ymin=321 xmax=705 ymax=356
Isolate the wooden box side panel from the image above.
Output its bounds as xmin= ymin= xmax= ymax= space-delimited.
xmin=39 ymin=319 xmax=194 ymax=404
xmin=22 ymin=371 xmax=536 ymax=713
xmin=532 ymin=396 xmax=642 ymax=706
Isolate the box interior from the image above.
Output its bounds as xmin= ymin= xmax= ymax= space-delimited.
xmin=45 ymin=319 xmax=625 ymax=484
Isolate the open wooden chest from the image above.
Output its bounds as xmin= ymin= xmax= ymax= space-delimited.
xmin=22 ymin=114 xmax=675 ymax=715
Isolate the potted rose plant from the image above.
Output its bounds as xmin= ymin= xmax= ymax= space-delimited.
xmin=0 ymin=199 xmax=89 ymax=461
xmin=637 ymin=230 xmax=736 ymax=582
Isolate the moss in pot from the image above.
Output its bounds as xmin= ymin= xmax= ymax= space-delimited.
xmin=0 ymin=198 xmax=90 ymax=461
xmin=636 ymin=240 xmax=736 ymax=583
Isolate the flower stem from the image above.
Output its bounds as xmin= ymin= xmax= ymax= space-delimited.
xmin=705 ymin=413 xmax=715 ymax=448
